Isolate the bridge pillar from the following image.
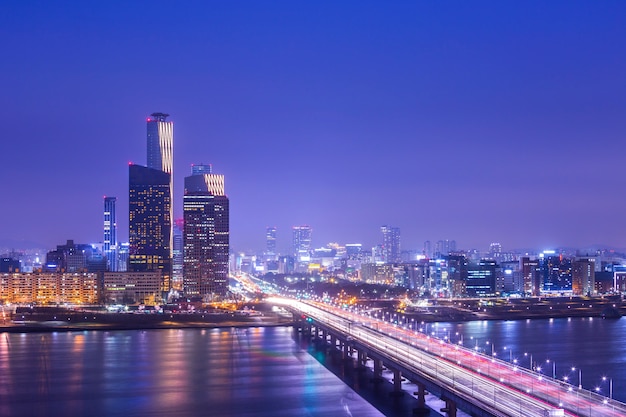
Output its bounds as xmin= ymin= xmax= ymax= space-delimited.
xmin=342 ymin=341 xmax=350 ymax=360
xmin=391 ymin=369 xmax=403 ymax=396
xmin=314 ymin=326 xmax=319 ymax=339
xmin=440 ymin=398 xmax=457 ymax=417
xmin=358 ymin=350 xmax=368 ymax=370
xmin=412 ymin=383 xmax=429 ymax=415
xmin=371 ymin=358 xmax=383 ymax=383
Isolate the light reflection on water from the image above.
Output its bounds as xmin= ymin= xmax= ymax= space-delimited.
xmin=0 ymin=327 xmax=384 ymax=417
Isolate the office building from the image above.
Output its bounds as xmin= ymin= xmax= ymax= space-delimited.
xmin=292 ymin=226 xmax=312 ymax=255
xmin=539 ymin=252 xmax=572 ymax=292
xmin=128 ymin=164 xmax=172 ymax=293
xmin=572 ymin=258 xmax=595 ymax=296
xmin=103 ymin=196 xmax=118 ymax=271
xmin=266 ymin=227 xmax=277 ymax=256
xmin=103 ymin=271 xmax=161 ymax=305
xmin=183 ymin=164 xmax=229 ymax=299
xmin=520 ymin=257 xmax=540 ymax=296
xmin=380 ymin=225 xmax=401 ymax=263
xmin=0 ymin=272 xmax=99 ymax=305
xmin=466 ymin=260 xmax=497 ymax=297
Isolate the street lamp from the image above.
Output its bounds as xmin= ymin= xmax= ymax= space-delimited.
xmin=572 ymin=367 xmax=581 ymax=389
xmin=602 ymin=376 xmax=613 ymax=400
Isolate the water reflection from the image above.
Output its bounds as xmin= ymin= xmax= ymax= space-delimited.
xmin=0 ymin=327 xmax=384 ymax=417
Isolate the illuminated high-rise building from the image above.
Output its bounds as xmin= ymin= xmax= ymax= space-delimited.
xmin=380 ymin=225 xmax=401 ymax=263
xmin=128 ymin=164 xmax=172 ymax=295
xmin=183 ymin=164 xmax=229 ymax=299
xmin=103 ymin=196 xmax=118 ymax=271
xmin=147 ymin=113 xmax=173 ymax=174
xmin=266 ymin=227 xmax=277 ymax=255
xmin=127 ymin=113 xmax=174 ymax=297
xmin=292 ymin=226 xmax=312 ymax=256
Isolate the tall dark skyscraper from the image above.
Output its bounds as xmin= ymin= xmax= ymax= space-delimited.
xmin=127 ymin=113 xmax=174 ymax=297
xmin=103 ymin=196 xmax=118 ymax=271
xmin=128 ymin=164 xmax=172 ymax=294
xmin=380 ymin=225 xmax=400 ymax=263
xmin=183 ymin=164 xmax=229 ymax=299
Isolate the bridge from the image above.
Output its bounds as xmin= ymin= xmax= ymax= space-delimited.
xmin=268 ymin=296 xmax=626 ymax=417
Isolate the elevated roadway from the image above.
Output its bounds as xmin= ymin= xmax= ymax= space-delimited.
xmin=269 ymin=297 xmax=626 ymax=417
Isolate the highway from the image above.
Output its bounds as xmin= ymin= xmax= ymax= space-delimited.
xmin=269 ymin=297 xmax=626 ymax=417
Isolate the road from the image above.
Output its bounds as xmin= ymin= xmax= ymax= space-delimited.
xmin=270 ymin=297 xmax=626 ymax=417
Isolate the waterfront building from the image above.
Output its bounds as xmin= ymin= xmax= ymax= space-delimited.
xmin=466 ymin=260 xmax=496 ymax=297
xmin=539 ymin=251 xmax=572 ymax=293
xmin=520 ymin=257 xmax=540 ymax=296
xmin=380 ymin=225 xmax=401 ymax=263
xmin=572 ymin=258 xmax=596 ymax=296
xmin=183 ymin=165 xmax=230 ymax=299
xmin=0 ymin=272 xmax=99 ymax=305
xmin=103 ymin=196 xmax=118 ymax=271
xmin=103 ymin=271 xmax=161 ymax=305
xmin=128 ymin=164 xmax=172 ymax=293
xmin=445 ymin=254 xmax=468 ymax=297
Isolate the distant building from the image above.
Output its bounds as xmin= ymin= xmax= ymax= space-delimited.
xmin=44 ymin=240 xmax=105 ymax=273
xmin=572 ymin=258 xmax=596 ymax=296
xmin=466 ymin=260 xmax=496 ymax=297
xmin=520 ymin=257 xmax=540 ymax=296
xmin=380 ymin=225 xmax=401 ymax=263
xmin=0 ymin=258 xmax=20 ymax=273
xmin=103 ymin=196 xmax=118 ymax=271
xmin=435 ymin=240 xmax=456 ymax=258
xmin=539 ymin=252 xmax=572 ymax=292
xmin=292 ymin=226 xmax=312 ymax=255
xmin=266 ymin=227 xmax=277 ymax=256
xmin=360 ymin=263 xmax=394 ymax=284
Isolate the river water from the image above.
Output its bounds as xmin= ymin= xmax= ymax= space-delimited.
xmin=1 ymin=316 xmax=625 ymax=416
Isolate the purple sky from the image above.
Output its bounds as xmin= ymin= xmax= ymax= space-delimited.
xmin=1 ymin=1 xmax=626 ymax=254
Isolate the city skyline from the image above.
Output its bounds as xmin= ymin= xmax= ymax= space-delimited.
xmin=2 ymin=2 xmax=626 ymax=253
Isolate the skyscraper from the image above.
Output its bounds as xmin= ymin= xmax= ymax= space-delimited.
xmin=128 ymin=164 xmax=172 ymax=295
xmin=127 ymin=113 xmax=175 ymax=297
xmin=292 ymin=226 xmax=312 ymax=256
xmin=266 ymin=227 xmax=277 ymax=256
xmin=183 ymin=164 xmax=229 ymax=299
xmin=147 ymin=113 xmax=173 ymax=174
xmin=380 ymin=225 xmax=400 ymax=263
xmin=103 ymin=196 xmax=117 ymax=271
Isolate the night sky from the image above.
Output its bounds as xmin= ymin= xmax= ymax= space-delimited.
xmin=2 ymin=1 xmax=625 ymax=254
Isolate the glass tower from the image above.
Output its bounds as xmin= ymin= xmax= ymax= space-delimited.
xmin=128 ymin=164 xmax=172 ymax=295
xmin=183 ymin=164 xmax=229 ymax=299
xmin=103 ymin=196 xmax=117 ymax=271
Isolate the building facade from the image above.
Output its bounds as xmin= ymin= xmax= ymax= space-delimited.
xmin=128 ymin=164 xmax=172 ymax=293
xmin=183 ymin=165 xmax=230 ymax=299
xmin=103 ymin=196 xmax=118 ymax=271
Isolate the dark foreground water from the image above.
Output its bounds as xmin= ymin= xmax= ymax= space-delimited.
xmin=0 ymin=327 xmax=384 ymax=417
